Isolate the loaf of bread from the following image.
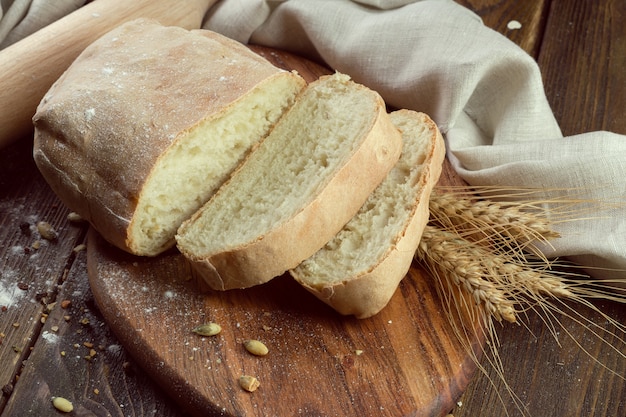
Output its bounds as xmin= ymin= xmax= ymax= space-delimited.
xmin=175 ymin=73 xmax=403 ymax=291
xmin=32 ymin=19 xmax=306 ymax=256
xmin=290 ymin=110 xmax=445 ymax=318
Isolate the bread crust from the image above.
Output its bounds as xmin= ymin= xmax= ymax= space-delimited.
xmin=178 ymin=81 xmax=403 ymax=290
xmin=292 ymin=111 xmax=446 ymax=318
xmin=32 ymin=19 xmax=303 ymax=255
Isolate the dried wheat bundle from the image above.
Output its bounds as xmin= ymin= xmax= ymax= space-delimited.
xmin=415 ymin=186 xmax=626 ymax=416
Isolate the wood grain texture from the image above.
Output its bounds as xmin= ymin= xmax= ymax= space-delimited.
xmin=453 ymin=298 xmax=626 ymax=417
xmin=87 ymin=229 xmax=479 ymax=417
xmin=2 ymin=237 xmax=182 ymax=417
xmin=455 ymin=0 xmax=550 ymax=57
xmin=538 ymin=0 xmax=626 ymax=135
xmin=0 ymin=137 xmax=86 ymax=412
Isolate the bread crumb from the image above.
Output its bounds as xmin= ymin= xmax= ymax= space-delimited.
xmin=507 ymin=20 xmax=522 ymax=30
xmin=67 ymin=212 xmax=84 ymax=222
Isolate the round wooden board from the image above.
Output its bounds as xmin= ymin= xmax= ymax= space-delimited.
xmin=87 ymin=46 xmax=481 ymax=417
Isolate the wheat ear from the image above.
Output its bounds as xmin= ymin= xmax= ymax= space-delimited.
xmin=416 ymin=225 xmax=518 ymax=323
xmin=428 ymin=189 xmax=561 ymax=258
xmin=417 ymin=186 xmax=626 ymax=417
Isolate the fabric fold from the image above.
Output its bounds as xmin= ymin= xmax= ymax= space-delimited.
xmin=0 ymin=0 xmax=85 ymax=48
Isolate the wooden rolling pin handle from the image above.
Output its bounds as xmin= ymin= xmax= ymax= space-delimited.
xmin=0 ymin=0 xmax=216 ymax=150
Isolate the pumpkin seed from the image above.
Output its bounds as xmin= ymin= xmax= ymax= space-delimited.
xmin=37 ymin=221 xmax=58 ymax=240
xmin=192 ymin=323 xmax=221 ymax=337
xmin=67 ymin=212 xmax=84 ymax=222
xmin=239 ymin=375 xmax=260 ymax=392
xmin=243 ymin=339 xmax=268 ymax=356
xmin=52 ymin=396 xmax=74 ymax=413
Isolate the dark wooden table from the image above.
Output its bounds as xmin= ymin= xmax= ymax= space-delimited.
xmin=1 ymin=1 xmax=624 ymax=416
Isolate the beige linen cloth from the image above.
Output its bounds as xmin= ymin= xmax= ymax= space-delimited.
xmin=2 ymin=0 xmax=625 ymax=282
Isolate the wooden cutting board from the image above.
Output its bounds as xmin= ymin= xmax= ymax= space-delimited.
xmin=87 ymin=46 xmax=481 ymax=417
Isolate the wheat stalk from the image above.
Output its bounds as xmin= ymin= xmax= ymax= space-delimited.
xmin=428 ymin=189 xmax=560 ymax=256
xmin=415 ymin=186 xmax=626 ymax=417
xmin=416 ymin=225 xmax=518 ymax=323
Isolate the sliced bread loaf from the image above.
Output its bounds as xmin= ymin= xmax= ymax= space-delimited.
xmin=176 ymin=73 xmax=403 ymax=291
xmin=32 ymin=19 xmax=306 ymax=256
xmin=290 ymin=110 xmax=445 ymax=318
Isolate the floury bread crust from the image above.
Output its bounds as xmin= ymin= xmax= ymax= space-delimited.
xmin=32 ymin=19 xmax=306 ymax=256
xmin=176 ymin=73 xmax=403 ymax=291
xmin=290 ymin=110 xmax=445 ymax=318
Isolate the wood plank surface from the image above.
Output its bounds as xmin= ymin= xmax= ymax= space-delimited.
xmin=1 ymin=1 xmax=625 ymax=416
xmin=452 ymin=0 xmax=626 ymax=416
xmin=538 ymin=0 xmax=626 ymax=135
xmin=1 ymin=235 xmax=182 ymax=417
xmin=0 ymin=138 xmax=88 ymax=412
xmin=456 ymin=0 xmax=550 ymax=57
xmin=86 ymin=226 xmax=477 ymax=417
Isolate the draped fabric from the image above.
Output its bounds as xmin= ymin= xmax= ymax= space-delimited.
xmin=2 ymin=0 xmax=625 ymax=281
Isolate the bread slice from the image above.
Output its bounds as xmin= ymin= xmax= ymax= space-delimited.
xmin=176 ymin=73 xmax=403 ymax=291
xmin=32 ymin=19 xmax=306 ymax=256
xmin=290 ymin=110 xmax=445 ymax=318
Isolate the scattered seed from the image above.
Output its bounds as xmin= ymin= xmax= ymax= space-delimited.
xmin=93 ymin=388 xmax=100 ymax=395
xmin=37 ymin=221 xmax=58 ymax=240
xmin=84 ymin=349 xmax=97 ymax=361
xmin=239 ymin=375 xmax=260 ymax=392
xmin=12 ymin=322 xmax=19 ymax=328
xmin=355 ymin=349 xmax=364 ymax=356
xmin=60 ymin=300 xmax=71 ymax=309
xmin=192 ymin=323 xmax=221 ymax=337
xmin=73 ymin=243 xmax=87 ymax=253
xmin=67 ymin=212 xmax=84 ymax=223
xmin=32 ymin=240 xmax=41 ymax=250
xmin=84 ymin=341 xmax=94 ymax=348
xmin=52 ymin=396 xmax=73 ymax=413
xmin=243 ymin=339 xmax=269 ymax=356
